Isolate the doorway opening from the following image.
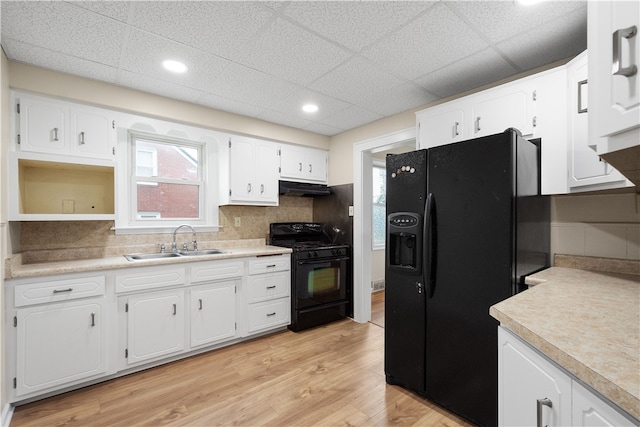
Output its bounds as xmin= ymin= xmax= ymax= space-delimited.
xmin=352 ymin=127 xmax=416 ymax=326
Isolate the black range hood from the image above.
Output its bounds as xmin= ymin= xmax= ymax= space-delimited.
xmin=279 ymin=180 xmax=332 ymax=196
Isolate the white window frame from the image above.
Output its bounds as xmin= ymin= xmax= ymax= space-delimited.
xmin=129 ymin=131 xmax=205 ymax=227
xmin=372 ymin=159 xmax=386 ymax=251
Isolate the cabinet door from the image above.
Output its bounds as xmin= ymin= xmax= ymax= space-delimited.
xmin=417 ymin=107 xmax=465 ymax=149
xmin=16 ymin=298 xmax=106 ymax=396
xmin=279 ymin=145 xmax=307 ymax=180
xmin=588 ymin=1 xmax=640 ymax=139
xmin=126 ymin=290 xmax=185 ymax=365
xmin=306 ymin=148 xmax=328 ymax=183
xmin=472 ymin=87 xmax=533 ymax=138
xmin=254 ymin=142 xmax=280 ymax=203
xmin=71 ymin=109 xmax=113 ymax=160
xmin=498 ymin=327 xmax=572 ymax=427
xmin=572 ymin=381 xmax=637 ymax=427
xmin=19 ymin=95 xmax=67 ymax=154
xmin=190 ymin=281 xmax=237 ymax=348
xmin=229 ymin=138 xmax=255 ymax=201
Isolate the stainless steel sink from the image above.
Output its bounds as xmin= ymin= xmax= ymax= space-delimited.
xmin=124 ymin=252 xmax=182 ymax=261
xmin=124 ymin=249 xmax=227 ymax=261
xmin=177 ymin=249 xmax=228 ymax=256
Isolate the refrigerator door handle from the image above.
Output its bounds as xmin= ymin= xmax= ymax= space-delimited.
xmin=424 ymin=193 xmax=437 ymax=298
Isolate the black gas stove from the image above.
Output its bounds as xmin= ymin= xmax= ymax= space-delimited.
xmin=269 ymin=223 xmax=351 ymax=331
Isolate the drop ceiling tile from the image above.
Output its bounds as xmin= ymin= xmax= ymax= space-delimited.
xmin=310 ymin=57 xmax=404 ymax=108
xmin=362 ymin=3 xmax=489 ymax=80
xmin=451 ymin=1 xmax=587 ymax=44
xmin=367 ymin=82 xmax=439 ymax=117
xmin=196 ymin=93 xmax=267 ymax=119
xmin=129 ymin=2 xmax=274 ymax=61
xmin=256 ymin=109 xmax=315 ymax=130
xmin=117 ymin=71 xmax=205 ymax=105
xmin=319 ymin=105 xmax=383 ymax=131
xmin=208 ymin=63 xmax=301 ymax=110
xmin=416 ymin=48 xmax=519 ymax=98
xmin=496 ymin=11 xmax=587 ymax=70
xmin=282 ymin=1 xmax=436 ymax=52
xmin=302 ymin=122 xmax=344 ymax=137
xmin=2 ymin=38 xmax=119 ymax=84
xmin=121 ymin=29 xmax=231 ymax=92
xmin=1 ymin=1 xmax=124 ymax=67
xmin=236 ymin=17 xmax=351 ymax=86
xmin=67 ymin=1 xmax=132 ymax=23
xmin=270 ymin=89 xmax=352 ymax=122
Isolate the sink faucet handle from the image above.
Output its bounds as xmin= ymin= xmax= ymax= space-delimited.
xmin=182 ymin=242 xmax=189 ymax=251
xmin=193 ymin=240 xmax=198 ymax=251
xmin=157 ymin=243 xmax=166 ymax=253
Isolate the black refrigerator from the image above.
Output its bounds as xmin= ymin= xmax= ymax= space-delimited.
xmin=384 ymin=128 xmax=550 ymax=427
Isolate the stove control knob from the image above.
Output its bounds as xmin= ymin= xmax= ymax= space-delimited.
xmin=313 ymin=251 xmax=319 ymax=258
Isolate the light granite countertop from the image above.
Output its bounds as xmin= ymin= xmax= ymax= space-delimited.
xmin=490 ymin=266 xmax=640 ymax=420
xmin=5 ymin=241 xmax=292 ymax=280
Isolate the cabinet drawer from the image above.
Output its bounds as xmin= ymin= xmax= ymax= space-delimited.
xmin=190 ymin=260 xmax=243 ymax=283
xmin=247 ymin=271 xmax=290 ymax=303
xmin=115 ymin=266 xmax=185 ymax=293
xmin=247 ymin=298 xmax=290 ymax=333
xmin=15 ymin=276 xmax=105 ymax=307
xmin=248 ymin=255 xmax=290 ymax=275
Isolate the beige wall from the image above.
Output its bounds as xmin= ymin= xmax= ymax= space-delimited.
xmin=8 ymin=62 xmax=329 ymax=150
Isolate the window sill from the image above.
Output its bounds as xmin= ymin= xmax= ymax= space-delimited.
xmin=111 ymin=225 xmax=220 ymax=235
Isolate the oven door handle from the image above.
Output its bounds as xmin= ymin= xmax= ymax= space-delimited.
xmin=297 ymin=256 xmax=350 ymax=265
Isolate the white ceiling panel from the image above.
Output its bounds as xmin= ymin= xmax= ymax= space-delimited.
xmin=1 ymin=1 xmax=588 ymax=136
xmin=282 ymin=1 xmax=437 ymax=52
xmin=417 ymin=48 xmax=519 ymax=98
xmin=236 ymin=17 xmax=352 ymax=86
xmin=362 ymin=3 xmax=490 ymax=80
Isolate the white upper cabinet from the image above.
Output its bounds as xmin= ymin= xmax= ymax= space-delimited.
xmin=417 ymin=106 xmax=465 ymax=148
xmin=279 ymin=144 xmax=328 ymax=184
xmin=15 ymin=92 xmax=115 ymax=161
xmin=566 ymin=51 xmax=633 ymax=191
xmin=470 ymin=82 xmax=535 ymax=139
xmin=219 ymin=135 xmax=280 ymax=206
xmin=588 ymin=0 xmax=639 ymax=145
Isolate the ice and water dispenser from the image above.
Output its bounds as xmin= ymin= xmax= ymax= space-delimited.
xmin=386 ymin=212 xmax=423 ymax=273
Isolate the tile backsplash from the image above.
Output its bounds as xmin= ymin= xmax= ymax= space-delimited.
xmin=17 ymin=196 xmax=312 ymax=258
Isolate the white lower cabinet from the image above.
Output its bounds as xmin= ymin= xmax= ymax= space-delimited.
xmin=190 ymin=280 xmax=238 ymax=348
xmin=499 ymin=327 xmax=637 ymax=427
xmin=16 ymin=297 xmax=107 ymax=397
xmin=124 ymin=289 xmax=185 ymax=366
xmin=245 ymin=255 xmax=291 ymax=336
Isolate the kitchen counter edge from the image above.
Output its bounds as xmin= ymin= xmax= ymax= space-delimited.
xmin=490 ymin=266 xmax=640 ymax=420
xmin=5 ymin=246 xmax=293 ymax=280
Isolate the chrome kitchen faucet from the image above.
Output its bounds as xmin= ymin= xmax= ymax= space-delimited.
xmin=172 ymin=224 xmax=198 ymax=252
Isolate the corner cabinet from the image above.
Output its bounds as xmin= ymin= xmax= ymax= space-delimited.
xmin=566 ymin=51 xmax=632 ymax=192
xmin=218 ymin=136 xmax=280 ymax=206
xmin=279 ymin=144 xmax=328 ymax=184
xmin=498 ymin=327 xmax=637 ymax=427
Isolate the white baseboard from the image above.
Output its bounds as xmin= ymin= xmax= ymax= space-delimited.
xmin=1 ymin=403 xmax=14 ymax=427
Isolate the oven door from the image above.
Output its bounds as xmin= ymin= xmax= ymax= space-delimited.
xmin=295 ymin=256 xmax=349 ymax=310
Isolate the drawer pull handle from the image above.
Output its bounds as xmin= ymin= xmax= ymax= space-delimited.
xmin=199 ymin=299 xmax=203 ymax=310
xmin=612 ymin=25 xmax=638 ymax=77
xmin=266 ymin=285 xmax=276 ymax=289
xmin=53 ymin=288 xmax=73 ymax=294
xmin=536 ymin=398 xmax=552 ymax=427
xmin=173 ymin=304 xmax=177 ymax=315
xmin=266 ymin=264 xmax=276 ymax=268
xmin=91 ymin=312 xmax=96 ymax=327
xmin=266 ymin=312 xmax=276 ymax=317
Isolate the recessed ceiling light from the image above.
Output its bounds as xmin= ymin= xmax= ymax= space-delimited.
xmin=302 ymin=104 xmax=319 ymax=113
xmin=162 ymin=60 xmax=187 ymax=73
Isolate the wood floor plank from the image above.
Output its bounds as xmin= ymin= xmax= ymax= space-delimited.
xmin=10 ymin=319 xmax=473 ymax=426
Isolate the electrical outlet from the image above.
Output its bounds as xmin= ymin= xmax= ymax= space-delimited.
xmin=348 ymin=206 xmax=354 ymax=217
xmin=234 ymin=217 xmax=241 ymax=227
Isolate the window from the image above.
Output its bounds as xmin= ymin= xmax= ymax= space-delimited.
xmin=130 ymin=133 xmax=204 ymax=224
xmin=372 ymin=161 xmax=386 ymax=250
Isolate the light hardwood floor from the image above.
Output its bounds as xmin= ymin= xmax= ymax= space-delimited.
xmin=11 ymin=319 xmax=473 ymax=426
